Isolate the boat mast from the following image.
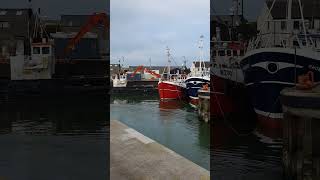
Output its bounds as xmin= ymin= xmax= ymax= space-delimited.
xmin=28 ymin=0 xmax=32 ymax=54
xmin=198 ymin=35 xmax=205 ymax=76
xmin=297 ymin=0 xmax=308 ymax=45
xmin=166 ymin=47 xmax=171 ymax=75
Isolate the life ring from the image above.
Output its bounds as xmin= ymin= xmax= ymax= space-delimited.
xmin=296 ymin=71 xmax=314 ymax=90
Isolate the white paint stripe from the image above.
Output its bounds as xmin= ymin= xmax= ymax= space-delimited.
xmin=254 ymin=108 xmax=283 ymax=119
xmin=260 ymin=81 xmax=295 ymax=85
xmin=246 ymin=81 xmax=295 ymax=86
xmin=189 ymin=96 xmax=199 ymax=100
xmin=198 ymin=95 xmax=210 ymax=99
xmin=123 ymin=128 xmax=155 ymax=144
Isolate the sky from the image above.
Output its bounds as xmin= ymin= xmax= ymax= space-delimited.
xmin=110 ymin=0 xmax=210 ymax=67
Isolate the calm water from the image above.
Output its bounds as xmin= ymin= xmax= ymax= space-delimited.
xmin=0 ymin=95 xmax=108 ymax=180
xmin=111 ymin=95 xmax=283 ymax=179
xmin=110 ymin=95 xmax=210 ymax=170
xmin=211 ymin=118 xmax=283 ymax=180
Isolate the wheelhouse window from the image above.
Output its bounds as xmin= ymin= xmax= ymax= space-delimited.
xmin=33 ymin=47 xmax=40 ymax=54
xmin=227 ymin=50 xmax=231 ymax=56
xmin=281 ymin=21 xmax=286 ymax=30
xmin=42 ymin=47 xmax=50 ymax=54
xmin=233 ymin=50 xmax=238 ymax=56
xmin=16 ymin=11 xmax=23 ymax=15
xmin=218 ymin=50 xmax=225 ymax=56
xmin=294 ymin=21 xmax=300 ymax=30
xmin=0 ymin=22 xmax=9 ymax=29
xmin=0 ymin=11 xmax=7 ymax=15
xmin=240 ymin=50 xmax=244 ymax=56
xmin=212 ymin=50 xmax=216 ymax=57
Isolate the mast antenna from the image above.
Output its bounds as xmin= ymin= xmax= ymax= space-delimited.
xmin=166 ymin=46 xmax=171 ymax=75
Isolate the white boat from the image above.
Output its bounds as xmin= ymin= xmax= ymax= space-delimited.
xmin=112 ymin=74 xmax=127 ymax=87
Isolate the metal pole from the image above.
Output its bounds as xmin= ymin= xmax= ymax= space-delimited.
xmin=241 ymin=0 xmax=244 ymax=20
xmin=294 ymin=47 xmax=297 ymax=85
xmin=297 ymin=0 xmax=308 ymax=46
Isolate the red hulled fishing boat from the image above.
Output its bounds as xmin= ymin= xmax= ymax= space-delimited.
xmin=158 ymin=48 xmax=186 ymax=100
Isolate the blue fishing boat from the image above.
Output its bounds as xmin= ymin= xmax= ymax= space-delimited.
xmin=185 ymin=35 xmax=210 ymax=107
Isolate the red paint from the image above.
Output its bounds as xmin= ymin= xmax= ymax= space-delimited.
xmin=158 ymin=81 xmax=184 ymax=100
xmin=256 ymin=114 xmax=283 ymax=130
xmin=210 ymin=75 xmax=236 ymax=117
xmin=159 ymin=100 xmax=183 ymax=110
xmin=189 ymin=98 xmax=199 ymax=106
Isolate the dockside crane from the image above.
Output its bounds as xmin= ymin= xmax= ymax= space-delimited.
xmin=131 ymin=65 xmax=161 ymax=79
xmin=64 ymin=12 xmax=109 ymax=57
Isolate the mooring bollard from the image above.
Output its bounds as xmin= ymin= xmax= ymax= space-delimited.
xmin=198 ymin=90 xmax=210 ymax=123
xmin=280 ymin=85 xmax=320 ymax=180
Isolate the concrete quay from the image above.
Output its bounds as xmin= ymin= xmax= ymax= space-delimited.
xmin=110 ymin=120 xmax=210 ymax=180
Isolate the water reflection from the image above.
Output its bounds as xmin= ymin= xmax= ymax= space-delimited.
xmin=0 ymin=95 xmax=107 ymax=135
xmin=0 ymin=95 xmax=108 ymax=179
xmin=211 ymin=116 xmax=282 ymax=180
xmin=159 ymin=100 xmax=184 ymax=110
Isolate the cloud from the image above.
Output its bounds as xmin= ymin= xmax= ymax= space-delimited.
xmin=110 ymin=0 xmax=210 ymax=66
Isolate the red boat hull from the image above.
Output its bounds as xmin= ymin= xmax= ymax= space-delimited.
xmin=158 ymin=81 xmax=184 ymax=100
xmin=210 ymin=75 xmax=236 ymax=117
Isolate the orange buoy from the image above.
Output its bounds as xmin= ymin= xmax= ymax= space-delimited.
xmin=297 ymin=71 xmax=314 ymax=90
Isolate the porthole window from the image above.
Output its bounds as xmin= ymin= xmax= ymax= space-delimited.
xmin=267 ymin=62 xmax=278 ymax=74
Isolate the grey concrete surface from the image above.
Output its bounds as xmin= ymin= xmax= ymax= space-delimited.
xmin=110 ymin=120 xmax=210 ymax=180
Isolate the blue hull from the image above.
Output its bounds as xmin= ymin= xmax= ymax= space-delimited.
xmin=185 ymin=77 xmax=210 ymax=100
xmin=240 ymin=50 xmax=320 ymax=119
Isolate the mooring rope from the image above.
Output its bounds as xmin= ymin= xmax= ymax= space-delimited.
xmin=211 ymin=70 xmax=256 ymax=137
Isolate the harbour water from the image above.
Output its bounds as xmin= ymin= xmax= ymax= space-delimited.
xmin=111 ymin=95 xmax=283 ymax=178
xmin=110 ymin=94 xmax=210 ymax=170
xmin=211 ymin=118 xmax=283 ymax=179
xmin=0 ymin=94 xmax=108 ymax=179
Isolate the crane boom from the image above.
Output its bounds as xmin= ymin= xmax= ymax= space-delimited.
xmin=131 ymin=65 xmax=161 ymax=79
xmin=64 ymin=12 xmax=109 ymax=56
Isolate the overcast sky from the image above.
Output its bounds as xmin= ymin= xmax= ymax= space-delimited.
xmin=111 ymin=0 xmax=265 ymax=66
xmin=110 ymin=0 xmax=210 ymax=67
xmin=2 ymin=0 xmax=109 ymax=18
